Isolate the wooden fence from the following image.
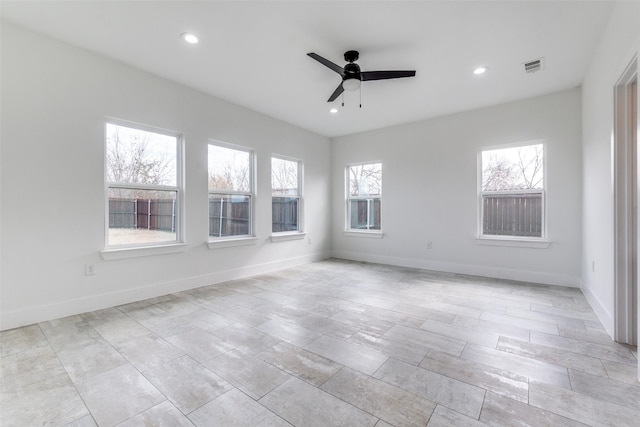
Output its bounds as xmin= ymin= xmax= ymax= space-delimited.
xmin=350 ymin=199 xmax=381 ymax=230
xmin=209 ymin=196 xmax=250 ymax=237
xmin=482 ymin=193 xmax=542 ymax=237
xmin=109 ymin=198 xmax=176 ymax=231
xmin=272 ymin=197 xmax=299 ymax=232
xmin=110 ymin=197 xmax=299 ymax=236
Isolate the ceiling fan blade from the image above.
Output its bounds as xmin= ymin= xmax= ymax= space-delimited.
xmin=361 ymin=70 xmax=416 ymax=81
xmin=327 ymin=83 xmax=344 ymax=102
xmin=307 ymin=53 xmax=344 ymax=75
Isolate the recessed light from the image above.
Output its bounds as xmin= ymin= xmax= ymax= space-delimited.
xmin=473 ymin=66 xmax=487 ymax=75
xmin=181 ymin=33 xmax=198 ymax=44
xmin=330 ymin=108 xmax=338 ymax=114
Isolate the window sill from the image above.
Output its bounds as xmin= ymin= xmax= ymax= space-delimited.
xmin=344 ymin=230 xmax=384 ymax=239
xmin=101 ymin=243 xmax=189 ymax=261
xmin=207 ymin=236 xmax=259 ymax=249
xmin=475 ymin=236 xmax=550 ymax=249
xmin=270 ymin=232 xmax=306 ymax=242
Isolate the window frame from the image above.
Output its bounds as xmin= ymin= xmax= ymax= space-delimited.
xmin=477 ymin=141 xmax=548 ymax=244
xmin=207 ymin=140 xmax=256 ymax=243
xmin=345 ymin=161 xmax=383 ymax=235
xmin=271 ymin=154 xmax=304 ymax=236
xmin=103 ymin=118 xmax=184 ymax=252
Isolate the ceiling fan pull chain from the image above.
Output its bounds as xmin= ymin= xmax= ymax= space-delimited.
xmin=342 ymin=92 xmax=345 ymax=107
xmin=360 ymin=85 xmax=362 ymax=108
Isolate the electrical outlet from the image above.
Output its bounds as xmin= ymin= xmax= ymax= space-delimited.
xmin=85 ymin=264 xmax=95 ymax=276
xmin=427 ymin=241 xmax=433 ymax=249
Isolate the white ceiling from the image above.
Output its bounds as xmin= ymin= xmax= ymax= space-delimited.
xmin=1 ymin=1 xmax=614 ymax=138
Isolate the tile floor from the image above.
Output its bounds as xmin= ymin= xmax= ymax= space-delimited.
xmin=1 ymin=259 xmax=639 ymax=426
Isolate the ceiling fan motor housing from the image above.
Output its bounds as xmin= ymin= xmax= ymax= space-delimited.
xmin=344 ymin=62 xmax=361 ymax=81
xmin=344 ymin=50 xmax=360 ymax=63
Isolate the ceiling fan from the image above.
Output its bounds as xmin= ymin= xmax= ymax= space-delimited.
xmin=307 ymin=50 xmax=416 ymax=102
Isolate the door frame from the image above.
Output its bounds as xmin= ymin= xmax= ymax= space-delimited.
xmin=613 ymin=55 xmax=638 ymax=354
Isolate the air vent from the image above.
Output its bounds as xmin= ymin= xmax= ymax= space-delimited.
xmin=523 ymin=57 xmax=544 ymax=74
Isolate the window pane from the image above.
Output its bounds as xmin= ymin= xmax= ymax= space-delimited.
xmin=106 ymin=123 xmax=177 ymax=186
xmin=349 ymin=163 xmax=382 ymax=197
xmin=272 ymin=197 xmax=298 ymax=232
xmin=482 ymin=144 xmax=543 ymax=191
xmin=209 ymin=194 xmax=251 ymax=237
xmin=208 ymin=145 xmax=251 ymax=192
xmin=349 ymin=199 xmax=381 ymax=230
xmin=272 ymin=157 xmax=298 ymax=195
xmin=108 ymin=188 xmax=177 ymax=245
xmin=482 ymin=193 xmax=542 ymax=237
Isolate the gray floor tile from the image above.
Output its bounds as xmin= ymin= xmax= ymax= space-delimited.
xmin=2 ymin=260 xmax=637 ymax=427
xmin=321 ymin=367 xmax=436 ymax=427
xmin=143 ymin=355 xmax=232 ymax=414
xmin=480 ymin=311 xmax=559 ymax=335
xmin=530 ymin=330 xmax=637 ymax=365
xmin=260 ymin=377 xmax=378 ymax=427
xmin=189 ymin=389 xmax=291 ymax=427
xmin=602 ymin=359 xmax=640 ymax=384
xmin=0 ymin=324 xmax=48 ymax=357
xmin=373 ymin=358 xmax=486 ymax=419
xmin=420 ymin=350 xmax=529 ymax=403
xmin=496 ymin=336 xmax=607 ymax=376
xmin=1 ymin=373 xmax=90 ymax=426
xmin=347 ymin=330 xmax=430 ymax=365
xmin=529 ymin=381 xmax=640 ymax=427
xmin=257 ymin=317 xmax=322 ymax=347
xmin=427 ymin=405 xmax=487 ymax=426
xmin=0 ymin=344 xmax=66 ymax=391
xmin=114 ymin=333 xmax=184 ymax=372
xmin=166 ymin=327 xmax=235 ymax=363
xmin=56 ymin=338 xmax=128 ymax=383
xmin=461 ymin=343 xmax=571 ymax=389
xmin=76 ymin=364 xmax=165 ymax=426
xmin=451 ymin=314 xmax=530 ymax=342
xmin=257 ymin=341 xmax=342 ymax=387
xmin=117 ymin=401 xmax=194 ymax=426
xmin=384 ymin=324 xmax=466 ymax=356
xmin=304 ymin=335 xmax=388 ymax=375
xmin=568 ymin=368 xmax=640 ymax=411
xmin=204 ymin=348 xmax=291 ymax=399
xmin=480 ymin=391 xmax=588 ymax=427
xmin=420 ymin=319 xmax=500 ymax=348
xmin=210 ymin=322 xmax=282 ymax=354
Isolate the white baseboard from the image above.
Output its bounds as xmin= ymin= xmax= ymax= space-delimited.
xmin=581 ymin=282 xmax=614 ymax=338
xmin=0 ymin=252 xmax=330 ymax=331
xmin=331 ymin=250 xmax=581 ymax=287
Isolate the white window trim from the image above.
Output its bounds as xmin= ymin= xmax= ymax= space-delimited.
xmin=101 ymin=243 xmax=189 ymax=261
xmin=208 ymin=141 xmax=256 ymax=242
xmin=344 ymin=230 xmax=384 ymax=239
xmin=271 ymin=154 xmax=304 ymax=234
xmin=207 ymin=236 xmax=260 ymax=249
xmin=477 ymin=142 xmax=547 ymax=245
xmin=346 ymin=161 xmax=383 ymax=233
xmin=104 ymin=119 xmax=185 ymax=253
xmin=270 ymin=231 xmax=306 ymax=242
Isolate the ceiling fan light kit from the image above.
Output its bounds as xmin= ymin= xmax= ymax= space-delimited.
xmin=307 ymin=50 xmax=416 ymax=104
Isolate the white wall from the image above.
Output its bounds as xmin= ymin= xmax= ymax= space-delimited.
xmin=581 ymin=1 xmax=640 ymax=336
xmin=332 ymin=88 xmax=583 ymax=287
xmin=0 ymin=23 xmax=332 ymax=330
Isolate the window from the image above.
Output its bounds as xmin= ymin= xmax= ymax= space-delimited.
xmin=347 ymin=162 xmax=382 ymax=231
xmin=105 ymin=121 xmax=182 ymax=247
xmin=208 ymin=143 xmax=253 ymax=239
xmin=271 ymin=156 xmax=302 ymax=233
xmin=480 ymin=143 xmax=545 ymax=238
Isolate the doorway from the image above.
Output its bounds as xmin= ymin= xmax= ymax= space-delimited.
xmin=613 ymin=56 xmax=638 ymax=372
